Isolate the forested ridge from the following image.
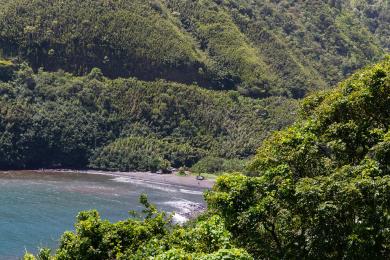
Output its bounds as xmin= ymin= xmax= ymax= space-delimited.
xmin=0 ymin=0 xmax=388 ymax=97
xmin=0 ymin=64 xmax=296 ymax=171
xmin=25 ymin=56 xmax=390 ymax=260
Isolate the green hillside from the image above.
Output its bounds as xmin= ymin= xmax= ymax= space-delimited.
xmin=0 ymin=64 xmax=296 ymax=170
xmin=0 ymin=0 xmax=388 ymax=97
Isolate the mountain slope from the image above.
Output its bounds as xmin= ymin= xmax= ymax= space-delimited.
xmin=0 ymin=0 xmax=210 ymax=84
xmin=0 ymin=0 xmax=388 ymax=97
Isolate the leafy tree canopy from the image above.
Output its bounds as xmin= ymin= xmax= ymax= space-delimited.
xmin=206 ymin=56 xmax=390 ymax=259
xmin=24 ymin=195 xmax=253 ymax=260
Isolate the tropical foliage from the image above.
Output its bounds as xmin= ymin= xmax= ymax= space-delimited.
xmin=24 ymin=195 xmax=253 ymax=260
xmin=0 ymin=64 xmax=296 ymax=170
xmin=191 ymin=156 xmax=247 ymax=175
xmin=206 ymin=56 xmax=390 ymax=259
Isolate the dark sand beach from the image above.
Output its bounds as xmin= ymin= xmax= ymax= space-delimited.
xmin=34 ymin=169 xmax=215 ymax=189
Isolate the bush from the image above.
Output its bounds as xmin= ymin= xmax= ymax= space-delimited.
xmin=89 ymin=136 xmax=203 ymax=171
xmin=24 ymin=195 xmax=253 ymax=259
xmin=191 ymin=156 xmax=247 ymax=174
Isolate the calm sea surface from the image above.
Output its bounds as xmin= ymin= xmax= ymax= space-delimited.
xmin=0 ymin=171 xmax=205 ymax=259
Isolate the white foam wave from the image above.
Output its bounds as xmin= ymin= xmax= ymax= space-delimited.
xmin=172 ymin=213 xmax=188 ymax=224
xmin=179 ymin=189 xmax=203 ymax=195
xmin=112 ymin=177 xmax=204 ymax=195
xmin=162 ymin=199 xmax=202 ymax=214
xmin=112 ymin=177 xmax=178 ymax=193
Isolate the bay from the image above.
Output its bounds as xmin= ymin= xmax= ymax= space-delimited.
xmin=0 ymin=171 xmax=205 ymax=259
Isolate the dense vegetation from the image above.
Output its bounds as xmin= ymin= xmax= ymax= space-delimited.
xmin=208 ymin=56 xmax=390 ymax=258
xmin=0 ymin=0 xmax=388 ymax=97
xmin=24 ymin=195 xmax=253 ymax=260
xmin=0 ymin=0 xmax=388 ymax=258
xmin=25 ymin=57 xmax=390 ymax=259
xmin=0 ymin=63 xmax=296 ymax=171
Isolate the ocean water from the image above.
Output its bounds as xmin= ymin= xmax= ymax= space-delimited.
xmin=0 ymin=171 xmax=206 ymax=259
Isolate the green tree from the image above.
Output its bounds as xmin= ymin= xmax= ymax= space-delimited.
xmin=25 ymin=195 xmax=252 ymax=260
xmin=206 ymin=56 xmax=390 ymax=259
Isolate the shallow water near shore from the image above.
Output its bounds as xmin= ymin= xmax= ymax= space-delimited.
xmin=0 ymin=171 xmax=206 ymax=259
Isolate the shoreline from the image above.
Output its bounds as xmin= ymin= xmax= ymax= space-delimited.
xmin=0 ymin=169 xmax=212 ymax=224
xmin=25 ymin=169 xmax=216 ymax=189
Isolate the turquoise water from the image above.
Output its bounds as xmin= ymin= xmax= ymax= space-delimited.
xmin=0 ymin=171 xmax=205 ymax=259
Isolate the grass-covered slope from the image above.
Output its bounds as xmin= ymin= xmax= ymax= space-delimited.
xmin=0 ymin=64 xmax=296 ymax=170
xmin=207 ymin=56 xmax=390 ymax=258
xmin=0 ymin=0 xmax=388 ymax=97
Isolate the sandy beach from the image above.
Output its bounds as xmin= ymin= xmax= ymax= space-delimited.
xmin=33 ymin=169 xmax=216 ymax=189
